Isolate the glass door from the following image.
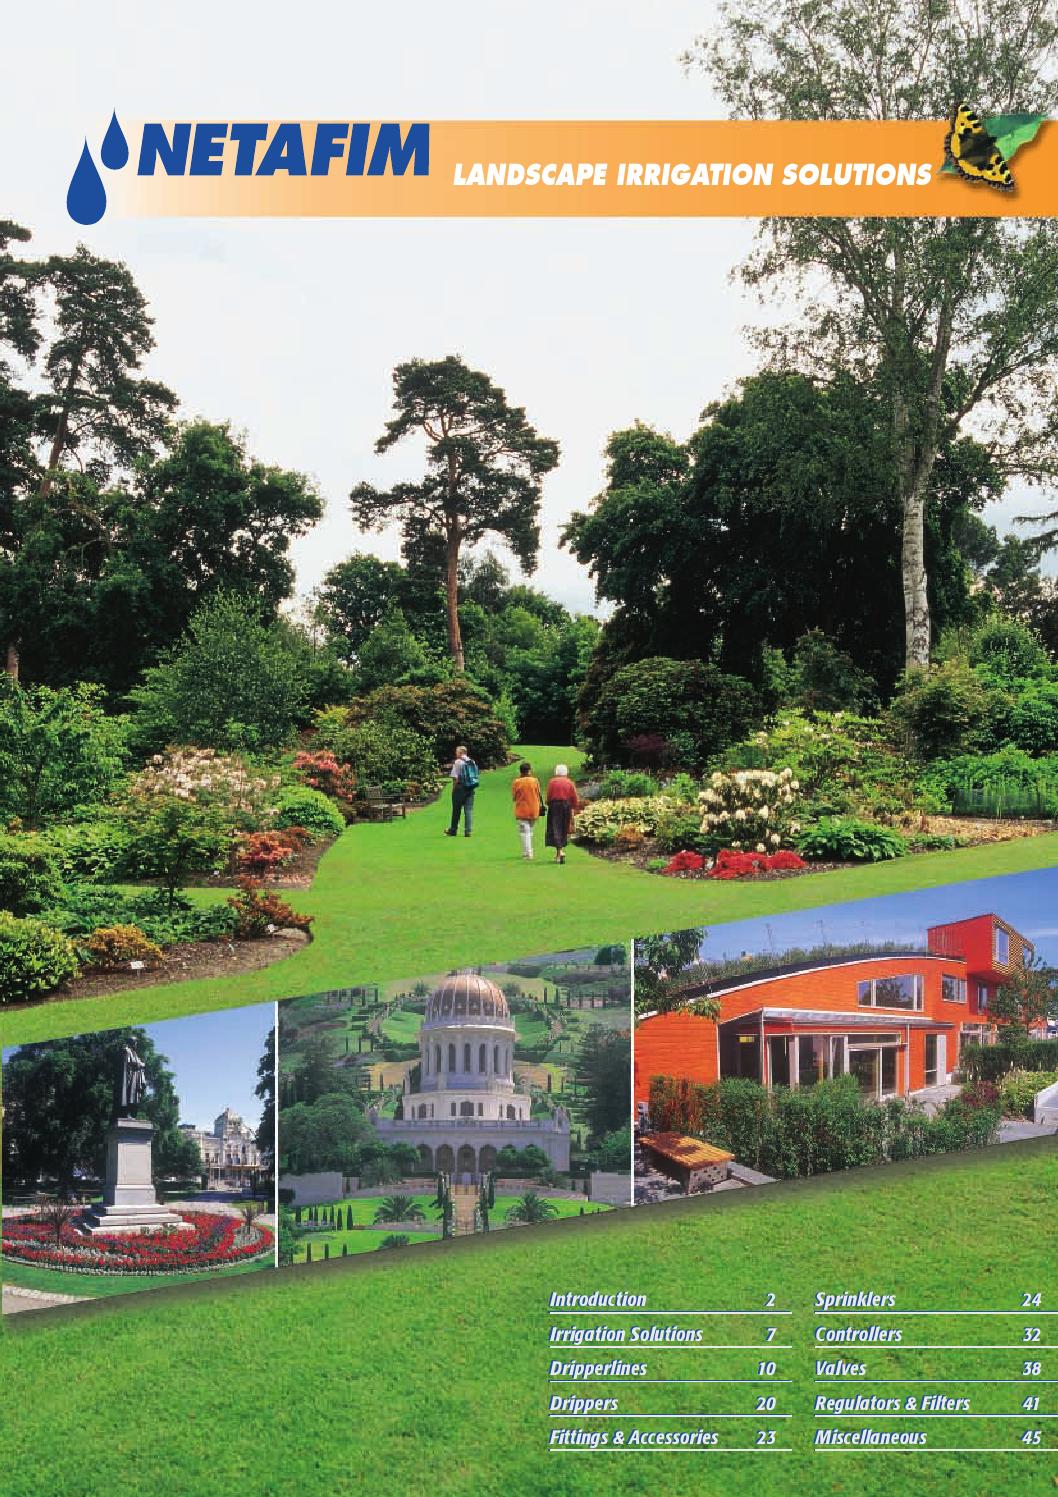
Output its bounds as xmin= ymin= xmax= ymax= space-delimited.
xmin=924 ymin=1034 xmax=938 ymax=1086
xmin=848 ymin=1046 xmax=880 ymax=1100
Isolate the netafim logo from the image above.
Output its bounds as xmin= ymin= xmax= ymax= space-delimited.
xmin=66 ymin=119 xmax=431 ymax=224
xmin=68 ymin=111 xmax=130 ymax=224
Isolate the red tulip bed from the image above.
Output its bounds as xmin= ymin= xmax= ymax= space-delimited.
xmin=1 ymin=1210 xmax=273 ymax=1276
xmin=662 ymin=848 xmax=808 ymax=880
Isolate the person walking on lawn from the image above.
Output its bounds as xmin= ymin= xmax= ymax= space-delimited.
xmin=445 ymin=745 xmax=480 ymax=838
xmin=544 ymin=762 xmax=580 ymax=864
xmin=511 ymin=760 xmax=544 ymax=860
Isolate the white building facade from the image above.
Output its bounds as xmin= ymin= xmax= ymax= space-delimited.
xmin=371 ymin=972 xmax=570 ymax=1180
xmin=180 ymin=1107 xmax=263 ymax=1190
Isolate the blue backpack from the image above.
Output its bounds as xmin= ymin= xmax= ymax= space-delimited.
xmin=460 ymin=758 xmax=480 ymax=790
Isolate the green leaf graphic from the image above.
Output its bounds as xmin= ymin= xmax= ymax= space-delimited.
xmin=940 ymin=111 xmax=1048 ymax=174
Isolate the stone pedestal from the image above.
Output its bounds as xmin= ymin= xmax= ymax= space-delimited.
xmin=82 ymin=1117 xmax=192 ymax=1236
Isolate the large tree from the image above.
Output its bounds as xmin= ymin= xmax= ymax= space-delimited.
xmin=350 ymin=356 xmax=559 ymax=672
xmin=2 ymin=1029 xmax=200 ymax=1190
xmin=565 ymin=373 xmax=1000 ymax=694
xmin=687 ymin=0 xmax=1058 ymax=669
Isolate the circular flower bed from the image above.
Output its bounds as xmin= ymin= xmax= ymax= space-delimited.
xmin=2 ymin=1210 xmax=273 ymax=1276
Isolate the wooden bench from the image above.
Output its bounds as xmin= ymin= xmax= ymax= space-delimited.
xmin=362 ymin=785 xmax=406 ymax=821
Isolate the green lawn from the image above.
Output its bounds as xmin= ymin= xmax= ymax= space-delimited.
xmin=1 ymin=1253 xmax=271 ymax=1299
xmin=294 ymin=1228 xmax=440 ymax=1261
xmin=4 ymin=748 xmax=1058 ymax=1046
xmin=3 ymin=1139 xmax=1055 ymax=1494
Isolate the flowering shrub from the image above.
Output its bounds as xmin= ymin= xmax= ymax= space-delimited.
xmin=84 ymin=925 xmax=166 ymax=971
xmin=662 ymin=850 xmax=706 ymax=875
xmin=292 ymin=751 xmax=358 ymax=813
xmin=0 ymin=914 xmax=80 ymax=1004
xmin=233 ymin=828 xmax=306 ymax=881
xmin=959 ymin=1079 xmax=1000 ymax=1112
xmin=698 ymin=768 xmax=800 ymax=852
xmin=129 ymin=748 xmax=281 ymax=830
xmin=573 ymin=796 xmax=677 ymax=846
xmin=707 ymin=848 xmax=808 ymax=880
xmin=614 ymin=825 xmax=647 ymax=851
xmin=1 ymin=1210 xmax=274 ymax=1275
xmin=227 ymin=877 xmax=314 ymax=940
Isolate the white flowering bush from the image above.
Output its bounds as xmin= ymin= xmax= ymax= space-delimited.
xmin=127 ymin=749 xmax=281 ymax=832
xmin=698 ymin=768 xmax=801 ymax=852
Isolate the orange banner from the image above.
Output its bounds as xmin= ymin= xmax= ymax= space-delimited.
xmin=115 ymin=118 xmax=1057 ymax=219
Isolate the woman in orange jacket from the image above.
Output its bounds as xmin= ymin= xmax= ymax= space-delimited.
xmin=511 ymin=761 xmax=544 ymax=860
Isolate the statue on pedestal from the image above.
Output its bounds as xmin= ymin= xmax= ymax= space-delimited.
xmin=118 ymin=1042 xmax=147 ymax=1117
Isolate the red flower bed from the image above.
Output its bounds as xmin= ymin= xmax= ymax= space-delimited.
xmin=1 ymin=1210 xmax=274 ymax=1276
xmin=708 ymin=848 xmax=807 ymax=880
xmin=662 ymin=847 xmax=808 ymax=879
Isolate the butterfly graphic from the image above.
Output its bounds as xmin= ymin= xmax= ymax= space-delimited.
xmin=945 ymin=102 xmax=1015 ymax=191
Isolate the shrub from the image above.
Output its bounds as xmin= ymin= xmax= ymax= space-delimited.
xmin=888 ymin=659 xmax=1004 ymax=761
xmin=0 ymin=833 xmax=64 ymax=916
xmin=84 ymin=925 xmax=166 ymax=972
xmin=573 ymin=796 xmax=676 ymax=846
xmin=38 ymin=820 xmax=131 ymax=884
xmin=339 ymin=679 xmax=509 ymax=768
xmin=119 ymin=794 xmax=232 ymax=905
xmin=959 ymin=1079 xmax=1000 ymax=1111
xmin=291 ymin=751 xmax=358 ymax=814
xmin=725 ymin=710 xmax=935 ymax=824
xmin=581 ymin=656 xmax=762 ymax=769
xmin=654 ymin=805 xmax=711 ymax=855
xmin=308 ymin=722 xmax=437 ymax=799
xmin=127 ymin=593 xmax=312 ymax=753
xmin=227 ymin=878 xmax=313 ymax=940
xmin=996 ymin=1068 xmax=1058 ymax=1119
xmin=128 ymin=748 xmax=282 ymax=831
xmin=698 ymin=768 xmax=800 ymax=852
xmin=0 ymin=678 xmax=127 ymax=828
xmin=44 ymin=885 xmax=236 ymax=948
xmin=921 ymin=747 xmax=1058 ymax=819
xmin=962 ymin=1039 xmax=1058 ymax=1082
xmin=796 ymin=816 xmax=908 ymax=862
xmin=597 ymin=769 xmax=660 ymax=799
xmin=0 ymin=914 xmax=79 ymax=1003
xmin=233 ymin=829 xmax=305 ymax=881
xmin=274 ymin=786 xmax=346 ymax=841
xmin=707 ymin=848 xmax=807 ymax=879
xmin=614 ymin=825 xmax=646 ymax=851
xmin=662 ymin=850 xmax=706 ymax=875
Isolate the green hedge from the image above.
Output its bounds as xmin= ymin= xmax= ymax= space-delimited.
xmin=961 ymin=1039 xmax=1058 ymax=1082
xmin=647 ymin=1073 xmax=1000 ymax=1179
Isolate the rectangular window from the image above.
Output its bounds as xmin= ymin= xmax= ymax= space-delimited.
xmin=977 ymin=983 xmax=989 ymax=1011
xmin=942 ymin=975 xmax=967 ymax=1004
xmin=857 ymin=974 xmax=923 ymax=1011
xmin=995 ymin=927 xmax=1010 ymax=964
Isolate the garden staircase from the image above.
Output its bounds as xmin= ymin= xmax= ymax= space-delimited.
xmin=451 ymin=1184 xmax=478 ymax=1236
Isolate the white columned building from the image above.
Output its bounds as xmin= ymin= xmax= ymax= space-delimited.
xmin=371 ymin=972 xmax=570 ymax=1181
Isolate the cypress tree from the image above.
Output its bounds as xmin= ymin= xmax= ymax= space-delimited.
xmin=306 ymin=1242 xmax=313 ymax=1263
xmin=324 ymin=1242 xmax=330 ymax=1260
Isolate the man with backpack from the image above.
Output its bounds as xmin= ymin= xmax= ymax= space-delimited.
xmin=444 ymin=744 xmax=480 ymax=838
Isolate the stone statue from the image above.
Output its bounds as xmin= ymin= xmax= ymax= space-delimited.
xmin=118 ymin=1042 xmax=147 ymax=1117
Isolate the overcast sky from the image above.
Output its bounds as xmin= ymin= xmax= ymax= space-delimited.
xmin=3 ymin=2 xmax=1054 ymax=616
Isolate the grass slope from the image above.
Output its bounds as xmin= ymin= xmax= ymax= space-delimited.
xmin=4 ymin=748 xmax=1058 ymax=1047
xmin=3 ymin=1139 xmax=1054 ymax=1495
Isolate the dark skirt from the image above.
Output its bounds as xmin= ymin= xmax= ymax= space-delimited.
xmin=545 ymin=800 xmax=575 ymax=849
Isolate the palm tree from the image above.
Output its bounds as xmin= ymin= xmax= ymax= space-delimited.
xmin=377 ymin=1234 xmax=412 ymax=1250
xmin=504 ymin=1191 xmax=560 ymax=1227
xmin=372 ymin=1195 xmax=426 ymax=1225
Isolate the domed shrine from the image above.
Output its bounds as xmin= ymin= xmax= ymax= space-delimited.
xmin=371 ymin=971 xmax=570 ymax=1182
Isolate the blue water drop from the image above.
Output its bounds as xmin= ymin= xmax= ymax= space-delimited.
xmin=67 ymin=141 xmax=107 ymax=226
xmin=100 ymin=110 xmax=129 ymax=170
